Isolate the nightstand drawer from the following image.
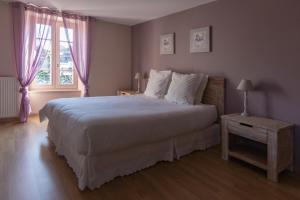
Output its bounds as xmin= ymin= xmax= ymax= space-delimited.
xmin=227 ymin=120 xmax=267 ymax=144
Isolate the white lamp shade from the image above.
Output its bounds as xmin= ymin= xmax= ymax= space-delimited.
xmin=237 ymin=79 xmax=253 ymax=91
xmin=134 ymin=72 xmax=141 ymax=79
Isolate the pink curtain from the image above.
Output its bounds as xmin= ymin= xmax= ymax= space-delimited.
xmin=11 ymin=2 xmax=57 ymax=122
xmin=62 ymin=13 xmax=91 ymax=97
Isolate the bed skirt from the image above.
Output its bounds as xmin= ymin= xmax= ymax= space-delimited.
xmin=47 ymin=123 xmax=220 ymax=190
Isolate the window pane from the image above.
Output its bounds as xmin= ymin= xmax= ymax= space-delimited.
xmin=60 ymin=69 xmax=73 ymax=85
xmin=60 ymin=27 xmax=73 ymax=42
xmin=59 ymin=41 xmax=73 ymax=85
xmin=35 ymin=39 xmax=52 ymax=85
xmin=36 ymin=24 xmax=51 ymax=39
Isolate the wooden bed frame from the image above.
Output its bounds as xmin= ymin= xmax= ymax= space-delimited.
xmin=202 ymin=77 xmax=225 ymax=120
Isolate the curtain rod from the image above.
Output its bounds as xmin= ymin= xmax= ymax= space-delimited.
xmin=11 ymin=1 xmax=95 ymax=20
xmin=26 ymin=2 xmax=57 ymax=10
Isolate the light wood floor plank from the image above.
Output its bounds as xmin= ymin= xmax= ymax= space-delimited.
xmin=0 ymin=117 xmax=299 ymax=200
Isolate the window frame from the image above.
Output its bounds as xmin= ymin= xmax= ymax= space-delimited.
xmin=30 ymin=18 xmax=78 ymax=91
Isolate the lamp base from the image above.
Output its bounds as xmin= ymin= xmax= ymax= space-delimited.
xmin=241 ymin=112 xmax=249 ymax=117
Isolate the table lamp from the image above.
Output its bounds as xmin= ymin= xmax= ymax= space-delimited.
xmin=134 ymin=72 xmax=142 ymax=93
xmin=237 ymin=79 xmax=253 ymax=117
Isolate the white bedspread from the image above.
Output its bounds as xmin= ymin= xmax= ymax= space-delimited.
xmin=40 ymin=95 xmax=217 ymax=156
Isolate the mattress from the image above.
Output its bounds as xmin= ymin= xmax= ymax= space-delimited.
xmin=40 ymin=95 xmax=217 ymax=156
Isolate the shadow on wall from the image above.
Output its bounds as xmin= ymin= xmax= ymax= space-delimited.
xmin=250 ymin=81 xmax=299 ymax=172
xmin=254 ymin=81 xmax=286 ymax=117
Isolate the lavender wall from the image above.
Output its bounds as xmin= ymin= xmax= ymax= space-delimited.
xmin=0 ymin=2 xmax=15 ymax=77
xmin=132 ymin=0 xmax=300 ymax=171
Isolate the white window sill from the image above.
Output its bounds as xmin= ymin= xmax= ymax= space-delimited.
xmin=29 ymin=89 xmax=81 ymax=94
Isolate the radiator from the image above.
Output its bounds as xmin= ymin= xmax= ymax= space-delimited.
xmin=0 ymin=77 xmax=19 ymax=118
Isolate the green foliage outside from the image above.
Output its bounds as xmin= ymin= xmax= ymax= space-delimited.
xmin=36 ymin=70 xmax=50 ymax=84
xmin=60 ymin=74 xmax=73 ymax=84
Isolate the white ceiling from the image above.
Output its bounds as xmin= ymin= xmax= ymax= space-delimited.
xmin=4 ymin=0 xmax=216 ymax=25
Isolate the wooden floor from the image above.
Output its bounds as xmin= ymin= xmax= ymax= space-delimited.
xmin=0 ymin=117 xmax=300 ymax=200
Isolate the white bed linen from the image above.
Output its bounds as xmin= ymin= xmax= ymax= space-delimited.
xmin=40 ymin=95 xmax=217 ymax=156
xmin=47 ymin=122 xmax=220 ymax=190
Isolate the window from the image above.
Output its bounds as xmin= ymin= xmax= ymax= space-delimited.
xmin=31 ymin=19 xmax=78 ymax=90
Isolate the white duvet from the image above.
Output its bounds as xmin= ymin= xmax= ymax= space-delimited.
xmin=40 ymin=95 xmax=217 ymax=156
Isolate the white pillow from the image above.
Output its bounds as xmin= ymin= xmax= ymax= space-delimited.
xmin=144 ymin=69 xmax=172 ymax=98
xmin=194 ymin=74 xmax=209 ymax=104
xmin=165 ymin=72 xmax=202 ymax=105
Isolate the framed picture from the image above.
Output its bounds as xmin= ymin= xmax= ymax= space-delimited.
xmin=160 ymin=33 xmax=174 ymax=55
xmin=190 ymin=26 xmax=211 ymax=53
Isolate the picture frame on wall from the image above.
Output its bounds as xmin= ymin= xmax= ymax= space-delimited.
xmin=190 ymin=26 xmax=211 ymax=53
xmin=160 ymin=33 xmax=175 ymax=55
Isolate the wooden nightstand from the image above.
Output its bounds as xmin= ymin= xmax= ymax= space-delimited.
xmin=221 ymin=113 xmax=294 ymax=182
xmin=117 ymin=89 xmax=141 ymax=96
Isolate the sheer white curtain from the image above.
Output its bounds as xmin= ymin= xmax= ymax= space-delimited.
xmin=62 ymin=13 xmax=91 ymax=97
xmin=11 ymin=2 xmax=58 ymax=122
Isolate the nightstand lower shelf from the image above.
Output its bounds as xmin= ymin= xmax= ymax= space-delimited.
xmin=229 ymin=145 xmax=267 ymax=170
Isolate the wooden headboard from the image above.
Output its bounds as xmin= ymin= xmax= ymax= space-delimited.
xmin=202 ymin=77 xmax=225 ymax=120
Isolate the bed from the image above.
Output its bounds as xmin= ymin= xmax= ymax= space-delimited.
xmin=39 ymin=77 xmax=225 ymax=190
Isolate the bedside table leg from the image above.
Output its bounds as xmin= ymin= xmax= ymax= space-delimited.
xmin=267 ymin=132 xmax=278 ymax=182
xmin=267 ymin=170 xmax=278 ymax=182
xmin=222 ymin=119 xmax=229 ymax=160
